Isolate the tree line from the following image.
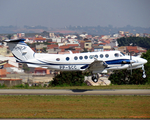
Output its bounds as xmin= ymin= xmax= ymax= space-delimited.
xmin=117 ymin=37 xmax=150 ymax=49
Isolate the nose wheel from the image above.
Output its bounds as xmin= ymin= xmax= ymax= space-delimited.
xmin=92 ymin=73 xmax=99 ymax=83
xmin=142 ymin=64 xmax=146 ymax=78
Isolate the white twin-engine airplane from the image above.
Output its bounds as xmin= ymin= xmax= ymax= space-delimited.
xmin=5 ymin=38 xmax=147 ymax=83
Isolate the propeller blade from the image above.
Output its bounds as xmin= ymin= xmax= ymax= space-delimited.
xmin=130 ymin=54 xmax=132 ymax=60
xmin=130 ymin=62 xmax=132 ymax=75
xmin=130 ymin=52 xmax=132 ymax=75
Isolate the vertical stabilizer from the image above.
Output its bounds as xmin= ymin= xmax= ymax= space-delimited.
xmin=5 ymin=39 xmax=35 ymax=62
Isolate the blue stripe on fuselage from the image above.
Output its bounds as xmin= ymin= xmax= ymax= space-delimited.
xmin=17 ymin=59 xmax=131 ymax=67
xmin=106 ymin=59 xmax=130 ymax=64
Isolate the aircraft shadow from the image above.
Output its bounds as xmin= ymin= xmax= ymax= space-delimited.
xmin=71 ymin=89 xmax=93 ymax=92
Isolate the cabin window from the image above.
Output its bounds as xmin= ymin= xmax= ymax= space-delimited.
xmin=105 ymin=54 xmax=109 ymax=58
xmin=74 ymin=56 xmax=78 ymax=60
xmin=95 ymin=55 xmax=98 ymax=58
xmin=84 ymin=55 xmax=88 ymax=59
xmin=66 ymin=57 xmax=70 ymax=61
xmin=100 ymin=54 xmax=103 ymax=58
xmin=79 ymin=56 xmax=83 ymax=60
xmin=89 ymin=55 xmax=94 ymax=59
xmin=56 ymin=58 xmax=60 ymax=61
xmin=114 ymin=53 xmax=119 ymax=57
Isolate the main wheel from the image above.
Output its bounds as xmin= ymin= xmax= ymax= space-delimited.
xmin=92 ymin=75 xmax=98 ymax=83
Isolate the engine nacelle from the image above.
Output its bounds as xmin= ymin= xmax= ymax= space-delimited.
xmin=127 ymin=65 xmax=143 ymax=70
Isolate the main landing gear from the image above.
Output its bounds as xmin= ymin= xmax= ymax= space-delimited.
xmin=92 ymin=73 xmax=99 ymax=83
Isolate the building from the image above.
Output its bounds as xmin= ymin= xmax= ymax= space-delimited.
xmin=33 ymin=68 xmax=50 ymax=76
xmin=79 ymin=40 xmax=85 ymax=50
xmin=0 ymin=56 xmax=24 ymax=75
xmin=36 ymin=44 xmax=47 ymax=53
xmin=17 ymin=33 xmax=25 ymax=38
xmin=0 ymin=78 xmax=22 ymax=87
xmin=126 ymin=46 xmax=147 ymax=56
xmin=93 ymin=46 xmax=103 ymax=52
xmin=0 ymin=45 xmax=12 ymax=56
xmin=84 ymin=40 xmax=92 ymax=51
xmin=49 ymin=33 xmax=55 ymax=38
xmin=119 ymin=31 xmax=124 ymax=35
xmin=118 ymin=46 xmax=126 ymax=54
xmin=34 ymin=37 xmax=47 ymax=43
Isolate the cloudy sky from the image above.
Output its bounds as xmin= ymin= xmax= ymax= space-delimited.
xmin=0 ymin=0 xmax=150 ymax=28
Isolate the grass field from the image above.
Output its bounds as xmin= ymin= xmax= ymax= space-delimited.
xmin=0 ymin=95 xmax=150 ymax=118
xmin=1 ymin=84 xmax=150 ymax=89
xmin=46 ymin=84 xmax=150 ymax=89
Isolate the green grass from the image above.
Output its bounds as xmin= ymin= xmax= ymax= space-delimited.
xmin=2 ymin=84 xmax=150 ymax=89
xmin=47 ymin=84 xmax=150 ymax=89
xmin=0 ymin=96 xmax=149 ymax=118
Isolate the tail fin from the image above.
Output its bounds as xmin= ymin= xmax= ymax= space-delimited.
xmin=5 ymin=39 xmax=35 ymax=62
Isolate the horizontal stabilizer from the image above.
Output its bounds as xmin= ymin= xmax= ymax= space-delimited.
xmin=5 ymin=38 xmax=26 ymax=42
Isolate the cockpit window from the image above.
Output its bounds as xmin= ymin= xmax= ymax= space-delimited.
xmin=56 ymin=58 xmax=60 ymax=61
xmin=120 ymin=52 xmax=125 ymax=56
xmin=114 ymin=53 xmax=119 ymax=57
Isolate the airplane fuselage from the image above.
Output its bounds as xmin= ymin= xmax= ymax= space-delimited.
xmin=26 ymin=50 xmax=147 ymax=73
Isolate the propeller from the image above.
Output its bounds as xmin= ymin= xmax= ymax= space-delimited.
xmin=130 ymin=53 xmax=133 ymax=75
xmin=129 ymin=52 xmax=146 ymax=78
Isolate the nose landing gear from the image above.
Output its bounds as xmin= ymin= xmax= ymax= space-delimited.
xmin=142 ymin=64 xmax=146 ymax=78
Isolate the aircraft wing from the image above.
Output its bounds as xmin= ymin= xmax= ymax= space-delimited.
xmin=81 ymin=59 xmax=107 ymax=73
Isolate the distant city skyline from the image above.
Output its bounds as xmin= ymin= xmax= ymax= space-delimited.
xmin=0 ymin=0 xmax=150 ymax=28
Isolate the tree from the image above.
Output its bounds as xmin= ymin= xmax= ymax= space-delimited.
xmin=42 ymin=47 xmax=47 ymax=53
xmin=49 ymin=71 xmax=86 ymax=86
xmin=7 ymin=34 xmax=12 ymax=39
xmin=22 ymin=63 xmax=30 ymax=73
xmin=117 ymin=37 xmax=150 ymax=49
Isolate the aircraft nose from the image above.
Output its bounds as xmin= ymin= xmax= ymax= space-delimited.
xmin=143 ymin=59 xmax=148 ymax=64
xmin=140 ymin=58 xmax=147 ymax=64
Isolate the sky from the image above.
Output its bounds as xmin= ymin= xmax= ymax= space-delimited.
xmin=0 ymin=0 xmax=150 ymax=28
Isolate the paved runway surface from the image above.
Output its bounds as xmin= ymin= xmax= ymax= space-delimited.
xmin=0 ymin=89 xmax=150 ymax=95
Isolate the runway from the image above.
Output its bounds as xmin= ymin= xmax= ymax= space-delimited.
xmin=0 ymin=89 xmax=150 ymax=95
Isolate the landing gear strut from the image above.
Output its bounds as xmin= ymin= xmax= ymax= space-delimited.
xmin=142 ymin=64 xmax=146 ymax=78
xmin=92 ymin=73 xmax=99 ymax=83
